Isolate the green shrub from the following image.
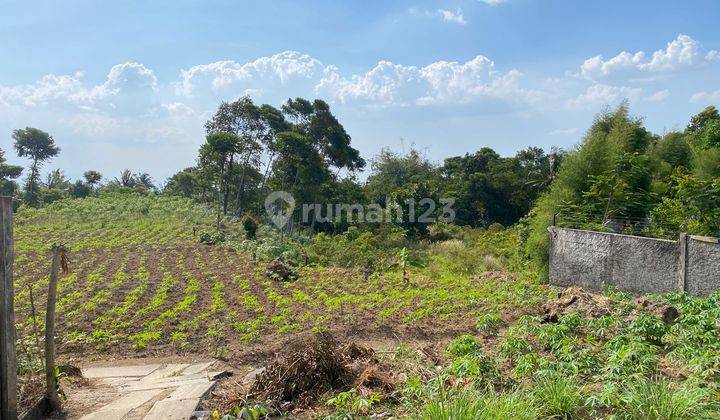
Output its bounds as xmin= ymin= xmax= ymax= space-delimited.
xmin=476 ymin=313 xmax=503 ymax=334
xmin=199 ymin=230 xmax=225 ymax=245
xmin=524 ymin=105 xmax=653 ymax=277
xmin=306 ymin=225 xmax=408 ymax=272
xmin=427 ymin=222 xmax=464 ymax=241
xmin=487 ymin=222 xmax=504 ymax=233
xmin=344 ymin=226 xmax=360 ymax=241
xmin=446 ymin=354 xmax=499 ymax=386
xmin=240 ymin=214 xmax=259 ymax=239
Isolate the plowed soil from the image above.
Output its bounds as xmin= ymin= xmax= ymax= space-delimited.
xmin=14 ymin=242 xmax=490 ymax=366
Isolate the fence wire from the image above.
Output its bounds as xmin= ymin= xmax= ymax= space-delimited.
xmin=553 ymin=211 xmax=682 ymax=239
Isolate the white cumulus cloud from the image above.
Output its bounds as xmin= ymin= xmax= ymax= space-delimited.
xmin=316 ymin=61 xmax=426 ymax=106
xmin=178 ymin=51 xmax=543 ymax=109
xmin=317 ymin=55 xmax=543 ymax=107
xmin=580 ymin=35 xmax=719 ymax=81
xmin=90 ymin=62 xmax=158 ymax=99
xmin=0 ymin=73 xmax=87 ymax=107
xmin=176 ymin=51 xmax=331 ymax=98
xmin=0 ymin=62 xmax=158 ymax=111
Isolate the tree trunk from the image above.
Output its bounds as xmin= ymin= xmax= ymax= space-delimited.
xmin=27 ymin=160 xmax=40 ymax=207
xmin=216 ymin=159 xmax=226 ymax=230
xmin=45 ymin=245 xmax=65 ymax=412
xmin=261 ymin=152 xmax=275 ymax=191
xmin=287 ymin=166 xmax=301 ymax=234
xmin=234 ymin=151 xmax=252 ymax=215
xmin=257 ymin=152 xmax=275 ymax=213
xmin=223 ymin=155 xmax=234 ymax=215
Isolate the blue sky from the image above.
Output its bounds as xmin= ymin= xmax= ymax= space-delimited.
xmin=2 ymin=0 xmax=720 ymax=182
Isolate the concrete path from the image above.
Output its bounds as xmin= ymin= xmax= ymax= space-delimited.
xmin=77 ymin=361 xmax=223 ymax=420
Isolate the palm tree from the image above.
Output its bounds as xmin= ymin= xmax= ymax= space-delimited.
xmin=136 ymin=173 xmax=155 ymax=191
xmin=116 ymin=169 xmax=137 ymax=187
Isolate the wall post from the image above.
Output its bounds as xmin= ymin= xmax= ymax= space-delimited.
xmin=678 ymin=232 xmax=688 ymax=293
xmin=0 ymin=197 xmax=16 ymax=420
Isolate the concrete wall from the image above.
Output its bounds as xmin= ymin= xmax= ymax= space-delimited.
xmin=686 ymin=236 xmax=720 ymax=296
xmin=549 ymin=227 xmax=720 ymax=295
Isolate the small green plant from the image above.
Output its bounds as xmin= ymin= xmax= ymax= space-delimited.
xmin=129 ymin=330 xmax=161 ymax=349
xmin=326 ymin=388 xmax=383 ymax=415
xmin=488 ymin=222 xmax=505 ymax=233
xmin=199 ymin=230 xmax=225 ymax=245
xmin=446 ymin=335 xmax=479 ymax=357
xmin=220 ymin=403 xmax=270 ymax=420
xmin=446 ymin=353 xmax=498 ymax=385
xmin=476 ymin=312 xmax=503 ymax=334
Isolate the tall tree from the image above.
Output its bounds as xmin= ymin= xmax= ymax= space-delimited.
xmin=12 ymin=127 xmax=60 ymax=207
xmin=200 ymin=132 xmax=240 ymax=215
xmin=83 ymin=170 xmax=103 ymax=188
xmin=685 ymin=105 xmax=720 ymax=135
xmin=257 ymin=104 xmax=292 ymax=195
xmin=0 ymin=148 xmax=23 ymax=196
xmin=205 ymin=97 xmax=268 ymax=214
xmin=685 ymin=106 xmax=720 ymax=180
xmin=525 ymin=103 xmax=657 ymax=275
xmin=269 ymin=130 xmax=330 ymax=231
xmin=164 ymin=168 xmax=197 ymax=198
xmin=283 ymin=98 xmax=366 ymax=172
xmin=365 ymin=148 xmax=437 ymax=206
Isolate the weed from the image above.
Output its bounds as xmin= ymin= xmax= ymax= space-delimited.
xmin=619 ymin=379 xmax=720 ymax=420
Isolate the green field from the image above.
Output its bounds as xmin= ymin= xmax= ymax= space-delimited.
xmin=12 ymin=193 xmax=720 ymax=418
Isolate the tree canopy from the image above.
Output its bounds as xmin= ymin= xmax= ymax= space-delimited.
xmin=12 ymin=127 xmax=60 ymax=206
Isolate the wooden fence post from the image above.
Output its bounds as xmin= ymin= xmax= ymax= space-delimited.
xmin=0 ymin=197 xmax=17 ymax=419
xmin=45 ymin=245 xmax=65 ymax=411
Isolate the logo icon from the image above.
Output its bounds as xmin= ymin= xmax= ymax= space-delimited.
xmin=264 ymin=191 xmax=295 ymax=229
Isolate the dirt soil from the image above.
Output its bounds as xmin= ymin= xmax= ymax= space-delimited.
xmin=14 ymin=243 xmax=483 ymax=364
xmin=13 ymin=242 xmax=487 ymax=415
xmin=541 ymin=286 xmax=613 ymax=322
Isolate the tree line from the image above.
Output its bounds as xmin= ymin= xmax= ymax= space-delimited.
xmin=4 ymin=97 xmax=718 ymax=251
xmin=162 ymin=96 xmax=562 ymax=235
xmin=0 ymin=127 xmax=156 ymax=207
